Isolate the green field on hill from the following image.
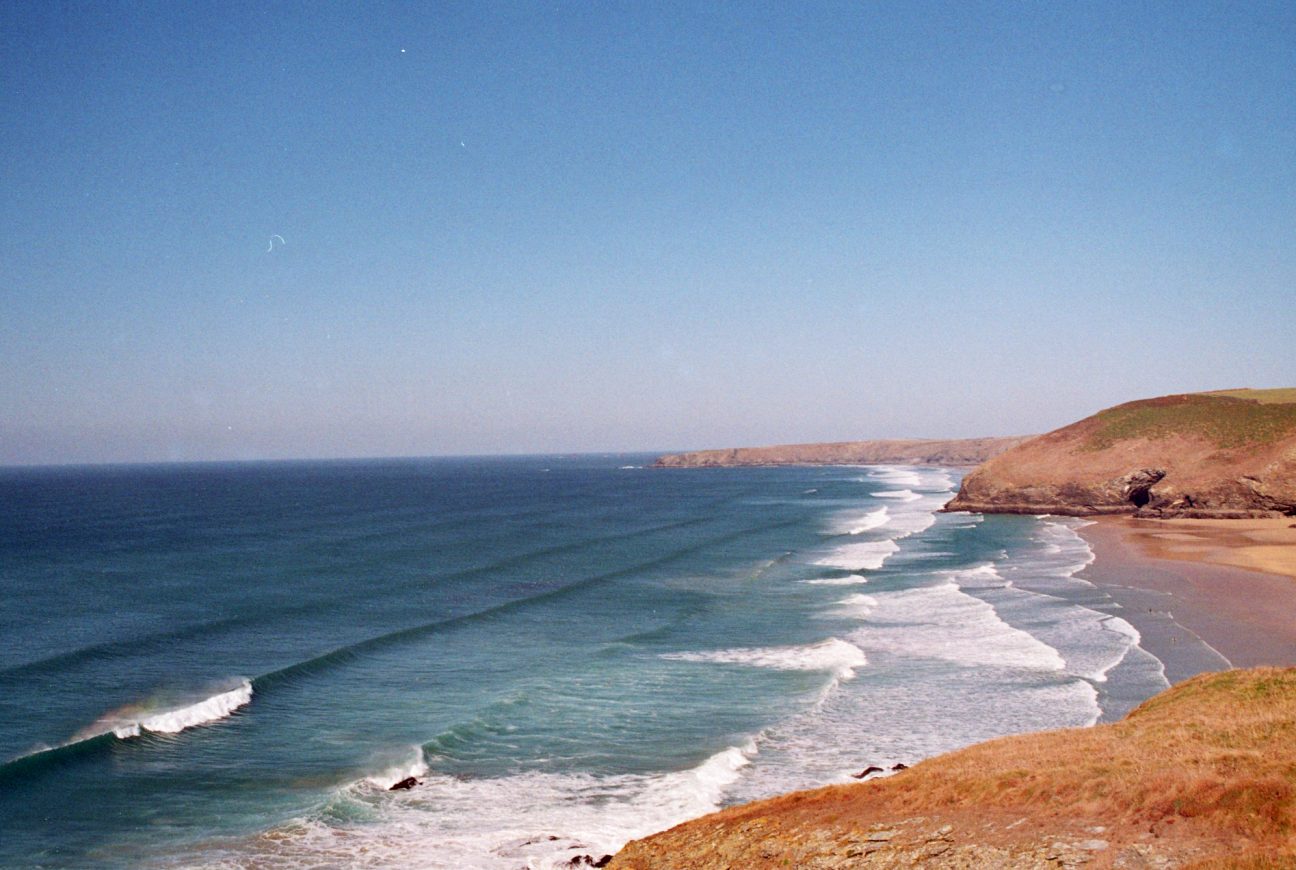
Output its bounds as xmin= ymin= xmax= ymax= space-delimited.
xmin=1085 ymin=390 xmax=1296 ymax=451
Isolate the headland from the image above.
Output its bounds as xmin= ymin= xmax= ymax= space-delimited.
xmin=945 ymin=389 xmax=1296 ymax=518
xmin=654 ymin=436 xmax=1030 ymax=468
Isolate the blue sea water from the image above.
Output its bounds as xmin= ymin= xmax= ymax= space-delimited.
xmin=0 ymin=456 xmax=1170 ymax=868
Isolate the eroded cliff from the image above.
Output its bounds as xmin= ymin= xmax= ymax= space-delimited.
xmin=944 ymin=390 xmax=1296 ymax=519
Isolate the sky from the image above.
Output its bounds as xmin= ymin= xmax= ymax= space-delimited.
xmin=2 ymin=1 xmax=1293 ymax=465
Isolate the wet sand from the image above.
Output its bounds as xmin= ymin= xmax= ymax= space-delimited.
xmin=1079 ymin=516 xmax=1296 ymax=684
xmin=1117 ymin=516 xmax=1296 ymax=579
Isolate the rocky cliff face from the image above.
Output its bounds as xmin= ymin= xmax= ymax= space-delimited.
xmin=654 ymin=436 xmax=1030 ymax=469
xmin=944 ymin=390 xmax=1296 ymax=518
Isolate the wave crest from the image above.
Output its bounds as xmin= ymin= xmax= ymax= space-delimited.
xmin=79 ymin=680 xmax=253 ymax=741
xmin=661 ymin=638 xmax=867 ymax=680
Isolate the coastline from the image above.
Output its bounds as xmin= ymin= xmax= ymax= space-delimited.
xmin=611 ymin=511 xmax=1296 ymax=868
xmin=1078 ymin=516 xmax=1296 ymax=683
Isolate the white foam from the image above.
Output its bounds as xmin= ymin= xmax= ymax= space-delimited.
xmin=867 ymin=469 xmax=922 ymax=486
xmin=887 ymin=509 xmax=937 ymax=539
xmin=662 ymin=638 xmax=867 ymax=680
xmin=71 ymin=680 xmax=253 ymax=742
xmin=830 ymin=593 xmax=877 ymax=619
xmin=1035 ymin=519 xmax=1097 ymax=577
xmin=853 ymin=582 xmax=1067 ymax=672
xmin=813 ymin=538 xmax=899 ymax=571
xmin=830 ymin=506 xmax=890 ymax=535
xmin=364 ymin=746 xmax=432 ymax=790
xmin=1090 ymin=617 xmax=1141 ymax=683
xmin=803 ymin=575 xmax=868 ymax=586
xmin=872 ymin=489 xmax=921 ymax=501
xmin=182 ymin=743 xmax=758 ymax=870
xmin=939 ymin=563 xmax=1006 ymax=588
xmin=723 ymin=667 xmax=1099 ymax=808
xmin=922 ymin=470 xmax=955 ymax=493
xmin=943 ymin=518 xmax=1168 ymax=706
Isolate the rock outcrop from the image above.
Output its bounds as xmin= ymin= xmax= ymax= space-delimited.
xmin=655 ymin=436 xmax=1031 ymax=469
xmin=944 ymin=390 xmax=1296 ymax=518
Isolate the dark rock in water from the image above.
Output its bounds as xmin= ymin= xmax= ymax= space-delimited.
xmin=851 ymin=766 xmax=884 ymax=779
xmin=565 ymin=856 xmax=612 ymax=868
xmin=389 ymin=776 xmax=419 ymax=791
xmin=891 ymin=763 xmax=909 ymax=771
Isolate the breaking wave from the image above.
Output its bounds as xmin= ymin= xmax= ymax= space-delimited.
xmin=91 ymin=681 xmax=254 ymax=740
xmin=2 ymin=679 xmax=253 ymax=783
xmin=661 ymin=638 xmax=867 ymax=680
xmin=813 ymin=539 xmax=899 ymax=571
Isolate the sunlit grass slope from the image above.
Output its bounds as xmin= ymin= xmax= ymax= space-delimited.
xmin=1084 ymin=392 xmax=1296 ymax=451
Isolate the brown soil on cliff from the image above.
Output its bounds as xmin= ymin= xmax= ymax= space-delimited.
xmin=655 ymin=436 xmax=1030 ymax=469
xmin=610 ymin=668 xmax=1296 ymax=869
xmin=944 ymin=390 xmax=1296 ymax=518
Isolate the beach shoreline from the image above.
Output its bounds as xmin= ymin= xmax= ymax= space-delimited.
xmin=1078 ymin=516 xmax=1296 ymax=683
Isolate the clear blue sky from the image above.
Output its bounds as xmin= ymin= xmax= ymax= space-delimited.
xmin=3 ymin=1 xmax=1293 ymax=464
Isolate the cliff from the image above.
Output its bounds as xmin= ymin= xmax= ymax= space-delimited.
xmin=654 ymin=436 xmax=1031 ymax=469
xmin=611 ymin=667 xmax=1296 ymax=868
xmin=944 ymin=389 xmax=1296 ymax=518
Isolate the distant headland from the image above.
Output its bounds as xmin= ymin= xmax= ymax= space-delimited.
xmin=653 ymin=436 xmax=1031 ymax=469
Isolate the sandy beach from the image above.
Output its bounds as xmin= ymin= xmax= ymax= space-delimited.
xmin=1079 ymin=516 xmax=1296 ymax=683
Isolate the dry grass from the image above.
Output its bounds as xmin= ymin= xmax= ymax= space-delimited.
xmin=1205 ymin=388 xmax=1296 ymax=405
xmin=881 ymin=668 xmax=1296 ymax=837
xmin=1082 ymin=393 xmax=1296 ymax=451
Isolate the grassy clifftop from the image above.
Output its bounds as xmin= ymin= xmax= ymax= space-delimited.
xmin=945 ymin=389 xmax=1296 ymax=518
xmin=1083 ymin=393 xmax=1296 ymax=452
xmin=612 ymin=668 xmax=1296 ymax=868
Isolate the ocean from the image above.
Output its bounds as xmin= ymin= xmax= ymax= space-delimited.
xmin=0 ymin=456 xmax=1170 ymax=868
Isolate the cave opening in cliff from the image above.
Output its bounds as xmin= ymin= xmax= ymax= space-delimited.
xmin=1129 ymin=488 xmax=1152 ymax=508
